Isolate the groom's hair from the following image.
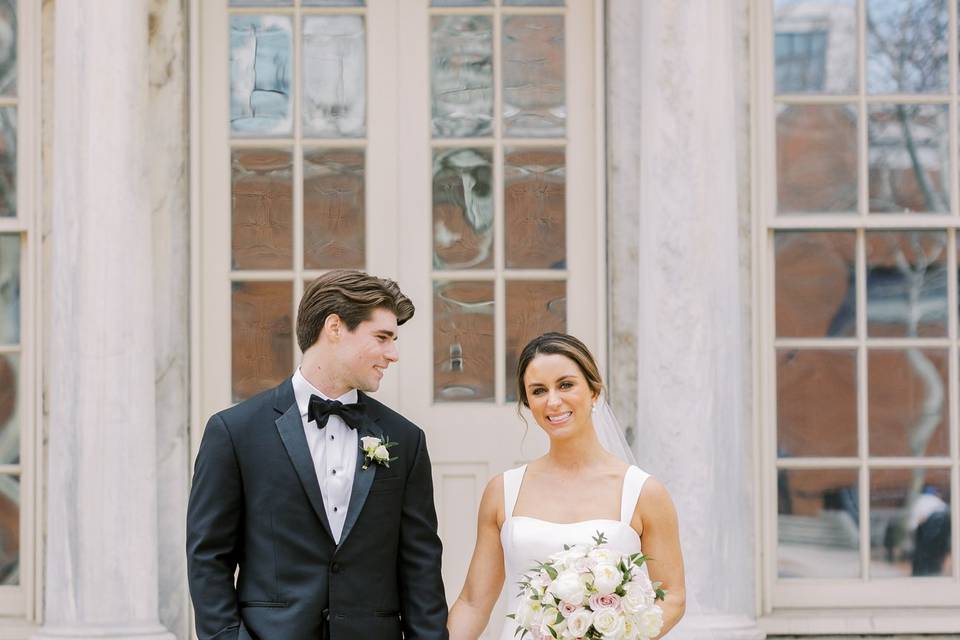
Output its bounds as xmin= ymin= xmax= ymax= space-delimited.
xmin=515 ymin=332 xmax=604 ymax=409
xmin=297 ymin=270 xmax=415 ymax=351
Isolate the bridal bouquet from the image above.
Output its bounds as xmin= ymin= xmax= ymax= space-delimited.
xmin=508 ymin=532 xmax=665 ymax=640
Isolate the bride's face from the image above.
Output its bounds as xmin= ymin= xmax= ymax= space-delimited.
xmin=523 ymin=353 xmax=598 ymax=437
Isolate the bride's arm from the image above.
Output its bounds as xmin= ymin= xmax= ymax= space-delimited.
xmin=632 ymin=478 xmax=686 ymax=639
xmin=448 ymin=475 xmax=507 ymax=640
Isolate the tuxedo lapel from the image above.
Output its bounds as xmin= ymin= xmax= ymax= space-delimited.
xmin=338 ymin=396 xmax=382 ymax=548
xmin=275 ymin=399 xmax=335 ymax=542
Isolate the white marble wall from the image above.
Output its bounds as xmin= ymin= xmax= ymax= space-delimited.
xmin=606 ymin=1 xmax=763 ymax=638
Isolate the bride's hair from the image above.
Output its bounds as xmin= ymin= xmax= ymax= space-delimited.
xmin=515 ymin=332 xmax=605 ymax=409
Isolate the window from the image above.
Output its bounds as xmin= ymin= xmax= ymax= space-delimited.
xmin=0 ymin=0 xmax=37 ymax=620
xmin=759 ymin=0 xmax=960 ymax=621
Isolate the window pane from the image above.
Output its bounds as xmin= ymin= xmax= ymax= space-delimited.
xmin=230 ymin=15 xmax=292 ymax=137
xmin=230 ymin=0 xmax=293 ymax=5
xmin=0 ymin=107 xmax=15 ymax=218
xmin=0 ymin=1 xmax=15 ymax=97
xmin=504 ymin=148 xmax=565 ymax=269
xmin=868 ymin=349 xmax=949 ymax=457
xmin=775 ymin=232 xmax=856 ymax=338
xmin=433 ymin=148 xmax=493 ymax=270
xmin=303 ymin=148 xmax=365 ymax=269
xmin=866 ymin=230 xmax=947 ymax=337
xmin=870 ymin=468 xmax=951 ymax=578
xmin=434 ymin=281 xmax=494 ymax=402
xmin=868 ymin=104 xmax=949 ymax=213
xmin=0 ymin=234 xmax=18 ymax=344
xmin=504 ymin=0 xmax=564 ymax=5
xmin=0 ymin=354 xmax=17 ymax=466
xmin=502 ymin=16 xmax=565 ymax=138
xmin=431 ymin=16 xmax=493 ymax=138
xmin=431 ymin=0 xmax=492 ymax=5
xmin=776 ymin=104 xmax=857 ymax=213
xmin=0 ymin=475 xmax=18 ymax=585
xmin=866 ymin=0 xmax=948 ymax=94
xmin=777 ymin=349 xmax=858 ymax=458
xmin=231 ymin=149 xmax=293 ymax=270
xmin=774 ymin=0 xmax=856 ymax=94
xmin=505 ymin=281 xmax=566 ymax=402
xmin=232 ymin=281 xmax=293 ymax=402
xmin=303 ymin=0 xmax=365 ymax=5
xmin=302 ymin=16 xmax=366 ymax=138
xmin=778 ymin=468 xmax=860 ymax=578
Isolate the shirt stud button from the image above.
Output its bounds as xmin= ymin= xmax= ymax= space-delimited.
xmin=333 ymin=507 xmax=338 ymax=512
xmin=331 ymin=469 xmax=337 ymax=475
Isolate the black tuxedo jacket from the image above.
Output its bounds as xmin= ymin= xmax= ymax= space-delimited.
xmin=187 ymin=379 xmax=448 ymax=640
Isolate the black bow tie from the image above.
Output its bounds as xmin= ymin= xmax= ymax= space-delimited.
xmin=307 ymin=394 xmax=365 ymax=430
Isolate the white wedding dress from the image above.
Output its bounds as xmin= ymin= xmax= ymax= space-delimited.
xmin=497 ymin=464 xmax=651 ymax=640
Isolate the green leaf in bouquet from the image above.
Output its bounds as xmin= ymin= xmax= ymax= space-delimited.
xmin=537 ymin=561 xmax=558 ymax=581
xmin=547 ymin=625 xmax=559 ymax=639
xmin=506 ymin=614 xmax=516 ymax=620
xmin=655 ymin=588 xmax=667 ymax=601
xmin=592 ymin=531 xmax=608 ymax=546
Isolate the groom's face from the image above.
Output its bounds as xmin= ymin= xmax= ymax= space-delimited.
xmin=336 ymin=307 xmax=400 ymax=392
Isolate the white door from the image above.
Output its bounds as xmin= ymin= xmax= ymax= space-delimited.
xmin=196 ymin=1 xmax=604 ymax=635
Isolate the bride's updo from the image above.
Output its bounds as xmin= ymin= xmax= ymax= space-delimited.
xmin=515 ymin=332 xmax=605 ymax=408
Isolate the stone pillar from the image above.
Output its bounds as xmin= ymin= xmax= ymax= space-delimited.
xmin=608 ymin=1 xmax=765 ymax=638
xmin=35 ymin=1 xmax=174 ymax=638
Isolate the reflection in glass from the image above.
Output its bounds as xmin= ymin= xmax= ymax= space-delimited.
xmin=866 ymin=231 xmax=947 ymax=337
xmin=230 ymin=15 xmax=292 ymax=137
xmin=505 ymin=149 xmax=565 ymax=269
xmin=303 ymin=148 xmax=365 ymax=269
xmin=505 ymin=281 xmax=565 ymax=402
xmin=0 ymin=108 xmax=15 ymax=217
xmin=0 ymin=234 xmax=18 ymax=344
xmin=777 ymin=349 xmax=857 ymax=458
xmin=776 ymin=105 xmax=857 ymax=213
xmin=431 ymin=16 xmax=493 ymax=138
xmin=868 ymin=349 xmax=949 ymax=457
xmin=433 ymin=149 xmax=493 ymax=270
xmin=0 ymin=2 xmax=15 ymax=96
xmin=302 ymin=16 xmax=366 ymax=138
xmin=868 ymin=104 xmax=949 ymax=213
xmin=232 ymin=149 xmax=293 ymax=270
xmin=0 ymin=475 xmax=18 ymax=585
xmin=0 ymin=354 xmax=17 ymax=466
xmin=778 ymin=469 xmax=860 ymax=578
xmin=775 ymin=232 xmax=855 ymax=338
xmin=870 ymin=468 xmax=951 ymax=578
xmin=502 ymin=16 xmax=565 ymax=137
xmin=232 ymin=281 xmax=293 ymax=402
xmin=775 ymin=0 xmax=856 ymax=94
xmin=867 ymin=0 xmax=948 ymax=94
xmin=434 ymin=281 xmax=495 ymax=402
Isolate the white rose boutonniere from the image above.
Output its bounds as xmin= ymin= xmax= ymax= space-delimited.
xmin=359 ymin=435 xmax=398 ymax=470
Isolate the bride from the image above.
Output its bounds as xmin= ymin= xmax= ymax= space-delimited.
xmin=447 ymin=333 xmax=686 ymax=639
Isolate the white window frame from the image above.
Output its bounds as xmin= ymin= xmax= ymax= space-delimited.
xmin=0 ymin=0 xmax=41 ymax=626
xmin=753 ymin=0 xmax=960 ymax=633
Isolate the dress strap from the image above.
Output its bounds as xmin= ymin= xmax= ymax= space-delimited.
xmin=502 ymin=465 xmax=527 ymax=520
xmin=620 ymin=466 xmax=651 ymax=523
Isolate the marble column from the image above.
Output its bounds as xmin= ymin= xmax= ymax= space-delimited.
xmin=608 ymin=1 xmax=765 ymax=639
xmin=35 ymin=1 xmax=174 ymax=638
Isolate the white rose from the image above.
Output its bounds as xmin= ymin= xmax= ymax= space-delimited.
xmin=564 ymin=609 xmax=593 ymax=638
xmin=360 ymin=436 xmax=381 ymax=450
xmin=636 ymin=606 xmax=663 ymax=639
xmin=516 ymin=599 xmax=541 ymax=629
xmin=591 ymin=563 xmax=623 ymax=596
xmin=549 ymin=545 xmax=589 ymax=567
xmin=621 ymin=581 xmax=655 ymax=614
xmin=588 ymin=548 xmax=619 ymax=565
xmin=591 ymin=608 xmax=626 ymax=640
xmin=373 ymin=444 xmax=390 ymax=460
xmin=550 ymin=570 xmax=587 ymax=605
xmin=539 ymin=609 xmax=565 ymax=639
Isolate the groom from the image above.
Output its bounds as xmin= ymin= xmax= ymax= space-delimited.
xmin=187 ymin=270 xmax=448 ymax=640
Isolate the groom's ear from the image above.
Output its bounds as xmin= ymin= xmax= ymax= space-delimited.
xmin=323 ymin=313 xmax=343 ymax=341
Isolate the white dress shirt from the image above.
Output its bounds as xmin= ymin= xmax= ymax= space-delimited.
xmin=292 ymin=368 xmax=359 ymax=543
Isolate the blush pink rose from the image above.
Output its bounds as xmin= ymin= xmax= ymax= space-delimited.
xmin=559 ymin=602 xmax=579 ymax=617
xmin=589 ymin=593 xmax=621 ymax=611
